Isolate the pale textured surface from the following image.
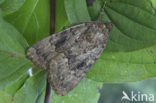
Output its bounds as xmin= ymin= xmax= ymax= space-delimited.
xmin=27 ymin=22 xmax=112 ymax=96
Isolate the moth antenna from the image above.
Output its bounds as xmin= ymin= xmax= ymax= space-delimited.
xmin=97 ymin=1 xmax=107 ymax=22
xmin=102 ymin=1 xmax=107 ymax=10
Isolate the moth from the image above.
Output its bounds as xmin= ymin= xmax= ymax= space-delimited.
xmin=27 ymin=22 xmax=112 ymax=96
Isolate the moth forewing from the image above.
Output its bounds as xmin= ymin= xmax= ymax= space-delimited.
xmin=27 ymin=22 xmax=112 ymax=96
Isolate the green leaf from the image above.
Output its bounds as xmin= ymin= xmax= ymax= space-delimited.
xmin=0 ymin=53 xmax=31 ymax=89
xmin=0 ymin=91 xmax=16 ymax=103
xmin=36 ymin=89 xmax=46 ymax=103
xmin=88 ymin=0 xmax=102 ymax=20
xmin=110 ymin=0 xmax=155 ymax=15
xmin=0 ymin=0 xmax=50 ymax=100
xmin=0 ymin=16 xmax=28 ymax=55
xmin=0 ymin=55 xmax=30 ymax=77
xmin=14 ymin=71 xmax=46 ymax=103
xmin=55 ymin=0 xmax=70 ymax=33
xmin=4 ymin=0 xmax=50 ymax=46
xmin=66 ymin=0 xmax=156 ymax=51
xmin=0 ymin=0 xmax=4 ymax=5
xmin=51 ymin=78 xmax=102 ymax=103
xmin=0 ymin=0 xmax=26 ymax=15
xmin=151 ymin=0 xmax=156 ymax=10
xmin=2 ymin=73 xmax=28 ymax=96
xmin=0 ymin=16 xmax=31 ymax=89
xmin=104 ymin=0 xmax=156 ymax=51
xmin=65 ymin=0 xmax=91 ymax=24
xmin=87 ymin=45 xmax=156 ymax=82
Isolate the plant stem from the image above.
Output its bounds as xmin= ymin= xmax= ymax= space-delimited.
xmin=86 ymin=0 xmax=95 ymax=6
xmin=44 ymin=79 xmax=52 ymax=103
xmin=44 ymin=0 xmax=55 ymax=103
xmin=50 ymin=0 xmax=55 ymax=34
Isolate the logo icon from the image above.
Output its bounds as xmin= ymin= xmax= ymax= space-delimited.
xmin=121 ymin=91 xmax=154 ymax=102
xmin=121 ymin=91 xmax=131 ymax=101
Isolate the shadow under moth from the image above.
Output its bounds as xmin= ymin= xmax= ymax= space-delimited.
xmin=27 ymin=22 xmax=112 ymax=96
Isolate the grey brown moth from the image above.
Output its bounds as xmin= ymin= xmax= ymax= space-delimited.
xmin=27 ymin=22 xmax=112 ymax=96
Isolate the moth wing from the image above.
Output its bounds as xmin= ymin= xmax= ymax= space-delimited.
xmin=26 ymin=23 xmax=88 ymax=70
xmin=27 ymin=22 xmax=112 ymax=96
xmin=47 ymin=22 xmax=112 ymax=96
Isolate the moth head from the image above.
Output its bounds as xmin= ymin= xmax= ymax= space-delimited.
xmin=97 ymin=22 xmax=113 ymax=32
xmin=104 ymin=22 xmax=113 ymax=31
xmin=86 ymin=22 xmax=112 ymax=44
